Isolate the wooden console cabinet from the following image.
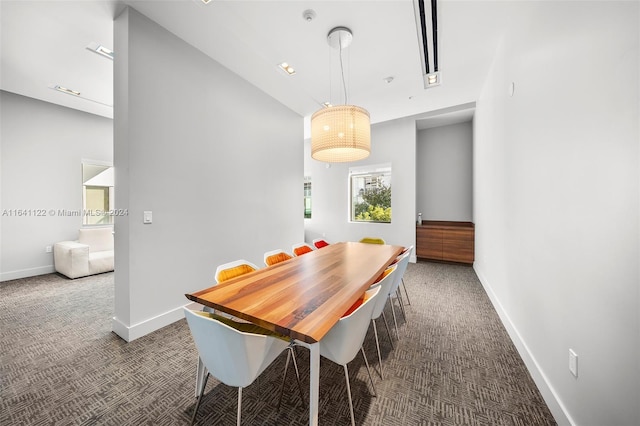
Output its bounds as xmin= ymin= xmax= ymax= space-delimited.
xmin=416 ymin=221 xmax=474 ymax=264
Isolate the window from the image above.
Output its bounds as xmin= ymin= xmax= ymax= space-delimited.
xmin=82 ymin=162 xmax=114 ymax=226
xmin=304 ymin=176 xmax=312 ymax=219
xmin=350 ymin=164 xmax=391 ymax=223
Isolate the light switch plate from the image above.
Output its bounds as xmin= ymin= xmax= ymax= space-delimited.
xmin=143 ymin=211 xmax=152 ymax=224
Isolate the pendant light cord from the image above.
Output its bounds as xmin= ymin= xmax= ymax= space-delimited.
xmin=339 ymin=40 xmax=348 ymax=104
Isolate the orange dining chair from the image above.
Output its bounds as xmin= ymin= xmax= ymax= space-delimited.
xmin=215 ymin=259 xmax=259 ymax=284
xmin=291 ymin=242 xmax=315 ymax=257
xmin=201 ymin=259 xmax=260 ymax=316
xmin=359 ymin=237 xmax=386 ymax=245
xmin=264 ymin=249 xmax=293 ymax=267
xmin=312 ymin=238 xmax=330 ymax=249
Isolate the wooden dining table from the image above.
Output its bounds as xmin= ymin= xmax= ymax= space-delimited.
xmin=185 ymin=241 xmax=404 ymax=425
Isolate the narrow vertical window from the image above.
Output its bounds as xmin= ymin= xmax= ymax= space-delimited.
xmin=304 ymin=176 xmax=312 ymax=219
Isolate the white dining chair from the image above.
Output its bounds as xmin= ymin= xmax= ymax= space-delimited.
xmin=319 ymin=286 xmax=381 ymax=426
xmin=396 ymin=245 xmax=414 ymax=306
xmin=387 ymin=249 xmax=412 ymax=338
xmin=184 ymin=308 xmax=303 ymax=426
xmin=194 ymin=259 xmax=262 ymax=399
xmin=367 ymin=264 xmax=398 ymax=380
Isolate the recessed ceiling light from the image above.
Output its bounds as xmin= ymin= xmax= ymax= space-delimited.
xmin=278 ymin=62 xmax=296 ymax=75
xmin=53 ymin=85 xmax=80 ymax=96
xmin=201 ymin=0 xmax=213 ymax=4
xmin=425 ymin=72 xmax=441 ymax=87
xmin=383 ymin=76 xmax=394 ymax=84
xmin=86 ymin=42 xmax=114 ymax=60
xmin=48 ymin=84 xmax=112 ymax=107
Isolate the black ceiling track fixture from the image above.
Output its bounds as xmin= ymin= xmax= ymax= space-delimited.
xmin=415 ymin=0 xmax=440 ymax=87
xmin=430 ymin=0 xmax=438 ymax=72
xmin=418 ymin=0 xmax=430 ymax=74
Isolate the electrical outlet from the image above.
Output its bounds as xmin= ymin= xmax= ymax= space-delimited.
xmin=569 ymin=349 xmax=578 ymax=377
xmin=45 ymin=245 xmax=52 ymax=253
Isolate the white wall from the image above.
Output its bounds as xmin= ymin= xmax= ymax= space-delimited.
xmin=304 ymin=117 xmax=416 ymax=257
xmin=416 ymin=121 xmax=473 ymax=221
xmin=473 ymin=2 xmax=639 ymax=425
xmin=0 ymin=91 xmax=113 ymax=281
xmin=113 ymin=8 xmax=303 ymax=341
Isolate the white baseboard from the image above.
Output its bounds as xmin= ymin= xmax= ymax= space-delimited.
xmin=473 ymin=263 xmax=574 ymax=426
xmin=1 ymin=265 xmax=55 ymax=282
xmin=111 ymin=316 xmax=132 ymax=341
xmin=111 ymin=301 xmax=201 ymax=342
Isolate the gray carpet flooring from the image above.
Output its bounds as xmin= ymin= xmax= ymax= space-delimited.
xmin=0 ymin=262 xmax=556 ymax=425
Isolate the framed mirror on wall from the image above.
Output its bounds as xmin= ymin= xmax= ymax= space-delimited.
xmin=82 ymin=161 xmax=114 ymax=226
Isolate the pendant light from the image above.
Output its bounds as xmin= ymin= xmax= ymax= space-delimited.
xmin=311 ymin=27 xmax=371 ymax=163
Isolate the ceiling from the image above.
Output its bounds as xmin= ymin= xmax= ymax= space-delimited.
xmin=0 ymin=1 xmax=509 ymax=131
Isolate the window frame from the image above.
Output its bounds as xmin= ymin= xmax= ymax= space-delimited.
xmin=348 ymin=163 xmax=392 ymax=224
